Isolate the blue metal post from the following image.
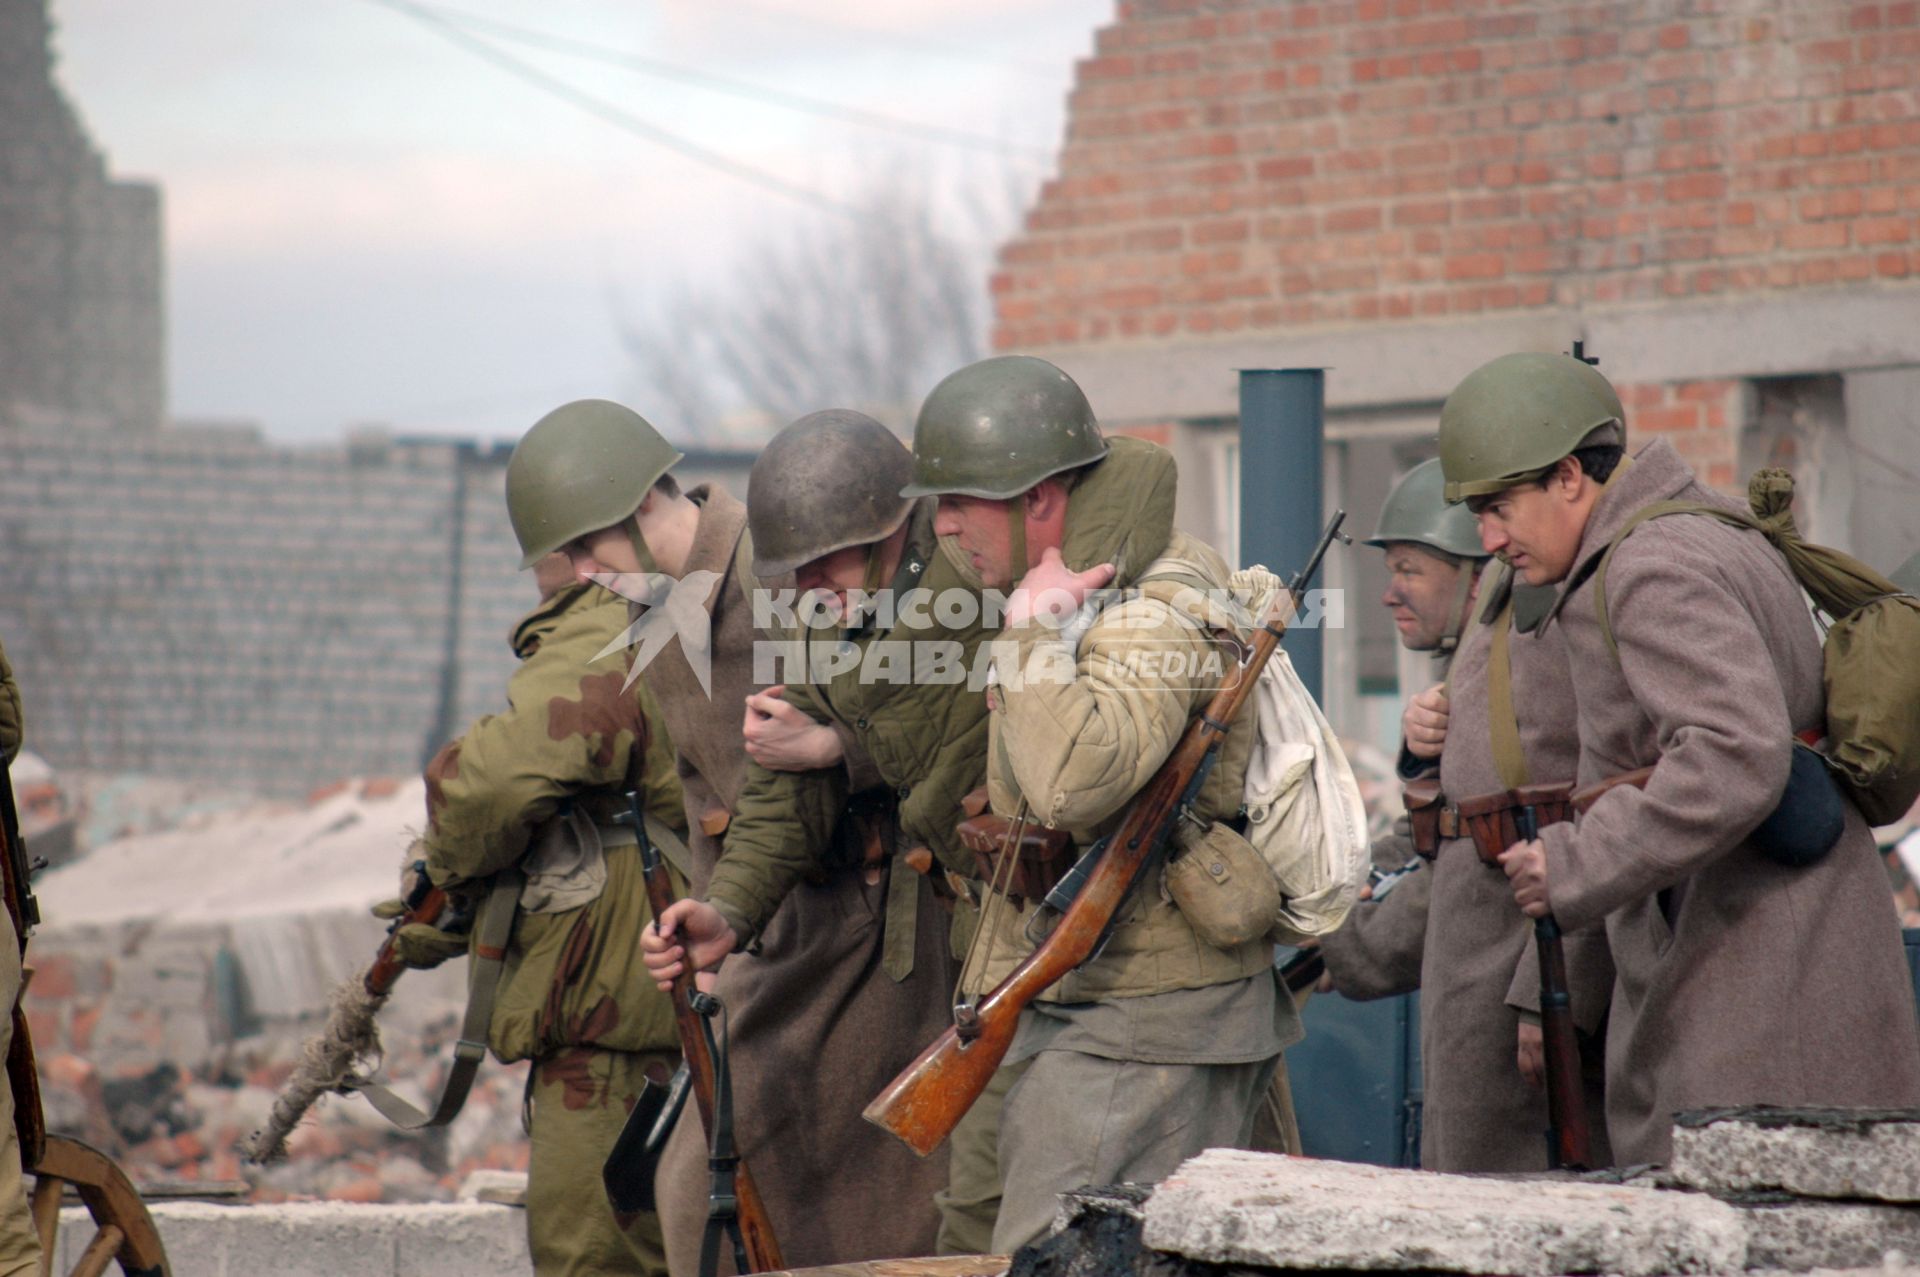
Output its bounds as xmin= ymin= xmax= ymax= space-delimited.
xmin=1238 ymin=368 xmax=1326 ymax=700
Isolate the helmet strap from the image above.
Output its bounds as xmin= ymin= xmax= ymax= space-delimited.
xmin=1436 ymin=560 xmax=1478 ymax=654
xmin=1006 ymin=499 xmax=1030 ymax=583
xmin=623 ymin=514 xmax=658 ymax=575
xmin=860 ymin=539 xmax=889 ymax=596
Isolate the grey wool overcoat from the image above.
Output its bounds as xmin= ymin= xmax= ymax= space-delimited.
xmin=1539 ymin=439 xmax=1920 ymax=1165
xmin=1425 ymin=575 xmax=1612 ymax=1172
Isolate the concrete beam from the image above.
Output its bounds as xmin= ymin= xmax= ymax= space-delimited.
xmin=1020 ymin=287 xmax=1920 ymax=423
xmin=51 ymin=1201 xmax=529 ymax=1276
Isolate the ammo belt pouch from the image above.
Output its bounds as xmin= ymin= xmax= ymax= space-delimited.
xmin=955 ymin=811 xmax=1073 ymax=907
xmin=1403 ymin=779 xmax=1448 ymax=858
xmin=1454 ymin=783 xmax=1576 ymax=865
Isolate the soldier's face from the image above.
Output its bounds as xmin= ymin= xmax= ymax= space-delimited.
xmin=1470 ymin=463 xmax=1587 ymax=585
xmin=794 ymin=543 xmax=870 ymax=620
xmin=564 ymin=525 xmax=641 ymax=583
xmin=934 ymin=495 xmax=1017 ymax=587
xmin=1380 ymin=544 xmax=1469 ymax=651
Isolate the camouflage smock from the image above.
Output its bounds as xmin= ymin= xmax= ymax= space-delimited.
xmin=422 ymin=581 xmax=687 ymax=1063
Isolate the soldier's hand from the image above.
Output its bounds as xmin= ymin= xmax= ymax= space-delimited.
xmin=391 ymin=923 xmax=468 ymax=970
xmin=1403 ymin=683 xmax=1450 ymax=759
xmin=1499 ymin=838 xmax=1551 ymax=917
xmin=1516 ymin=1020 xmax=1545 ymax=1088
xmin=642 ymin=898 xmax=738 ymax=991
xmin=371 ymin=897 xmax=407 ymax=921
xmin=1005 ymin=548 xmax=1116 ymax=628
xmin=744 ymin=685 xmax=843 ymax=771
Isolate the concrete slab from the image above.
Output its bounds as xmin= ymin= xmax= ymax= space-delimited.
xmin=1737 ymin=1198 xmax=1920 ymax=1272
xmin=51 ymin=1200 xmax=529 ymax=1277
xmin=1671 ymin=1108 xmax=1920 ymax=1203
xmin=1140 ymin=1149 xmax=1748 ymax=1275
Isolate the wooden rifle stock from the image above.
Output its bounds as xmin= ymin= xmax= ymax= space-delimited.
xmin=626 ymin=797 xmax=784 ymax=1273
xmin=864 ymin=513 xmax=1349 ymax=1157
xmin=1513 ymin=804 xmax=1592 ymax=1170
xmin=364 ymin=878 xmax=449 ymax=998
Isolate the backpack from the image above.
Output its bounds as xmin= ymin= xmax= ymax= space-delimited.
xmin=1129 ymin=558 xmax=1372 ymax=944
xmin=1592 ymin=468 xmax=1920 ymax=827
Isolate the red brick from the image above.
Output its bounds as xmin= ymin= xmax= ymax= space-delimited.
xmin=1782 ymin=222 xmax=1852 ymax=250
xmin=1637 ymin=405 xmax=1703 ymax=433
xmin=1855 ymin=216 xmax=1912 ymax=244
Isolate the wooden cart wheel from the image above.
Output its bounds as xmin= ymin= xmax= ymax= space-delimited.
xmin=27 ymin=1135 xmax=168 ymax=1277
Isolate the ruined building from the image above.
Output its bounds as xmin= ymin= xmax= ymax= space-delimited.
xmin=0 ymin=0 xmax=750 ymax=793
xmin=0 ymin=0 xmax=162 ymax=433
xmin=995 ymin=0 xmax=1920 ymax=735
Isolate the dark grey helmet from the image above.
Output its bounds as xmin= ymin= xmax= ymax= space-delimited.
xmin=749 ymin=410 xmax=915 ymax=578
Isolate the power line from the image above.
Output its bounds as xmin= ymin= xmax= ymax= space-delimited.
xmin=362 ymin=0 xmax=862 ymax=220
xmin=721 ymin=0 xmax=1068 ymax=81
xmin=415 ymin=1 xmax=1055 ymax=163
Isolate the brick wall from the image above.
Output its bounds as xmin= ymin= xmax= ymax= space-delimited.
xmin=994 ymin=0 xmax=1920 ymax=349
xmin=0 ymin=426 xmax=524 ymax=793
xmin=1617 ymin=378 xmax=1744 ymax=488
xmin=0 ymin=425 xmax=758 ymax=795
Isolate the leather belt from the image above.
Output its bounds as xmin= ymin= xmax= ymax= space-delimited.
xmin=1436 ymin=806 xmax=1463 ymax=839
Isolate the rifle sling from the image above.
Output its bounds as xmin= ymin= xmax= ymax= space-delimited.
xmin=358 ymin=810 xmax=692 ymax=1131
xmin=1485 ymin=591 xmax=1531 ymax=790
xmin=356 ymin=866 xmax=522 ymax=1130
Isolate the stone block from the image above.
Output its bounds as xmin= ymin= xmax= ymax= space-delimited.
xmin=1737 ymin=1198 xmax=1920 ymax=1271
xmin=1141 ymin=1149 xmax=1748 ymax=1275
xmin=1670 ymin=1108 xmax=1920 ymax=1203
xmin=54 ymin=1201 xmax=531 ymax=1276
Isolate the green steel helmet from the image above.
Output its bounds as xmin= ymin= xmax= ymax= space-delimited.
xmin=901 ymin=355 xmax=1109 ymax=499
xmin=1438 ymin=352 xmax=1626 ymax=504
xmin=505 ymin=399 xmax=684 ymax=568
xmin=748 ymin=410 xmax=915 ymax=578
xmin=1364 ymin=458 xmax=1490 ymax=560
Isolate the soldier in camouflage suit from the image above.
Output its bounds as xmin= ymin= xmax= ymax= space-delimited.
xmin=401 ymin=552 xmax=687 ymax=1277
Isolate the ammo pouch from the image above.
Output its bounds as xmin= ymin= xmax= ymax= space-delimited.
xmin=1404 ymin=778 xmax=1445 ymax=859
xmin=956 ymin=809 xmax=1074 ymax=907
xmin=1454 ymin=783 xmax=1575 ymax=865
xmin=1164 ymin=820 xmax=1281 ymax=951
xmin=960 ymin=783 xmax=1082 ymax=902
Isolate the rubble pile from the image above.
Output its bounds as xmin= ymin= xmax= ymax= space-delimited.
xmin=23 ymin=778 xmax=538 ymax=1203
xmin=1022 ymin=1112 xmax=1920 ymax=1277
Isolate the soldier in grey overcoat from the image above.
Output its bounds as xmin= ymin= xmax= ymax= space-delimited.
xmin=1443 ymin=352 xmax=1920 ymax=1165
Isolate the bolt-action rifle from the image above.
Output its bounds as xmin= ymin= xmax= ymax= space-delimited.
xmin=0 ymin=758 xmax=43 ymax=1169
xmin=1512 ymin=798 xmax=1590 ymax=1171
xmin=864 ymin=512 xmax=1349 ymax=1157
xmin=619 ymin=791 xmax=783 ymax=1275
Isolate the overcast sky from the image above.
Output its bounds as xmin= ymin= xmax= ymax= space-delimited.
xmin=50 ymin=0 xmax=1106 ymax=445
